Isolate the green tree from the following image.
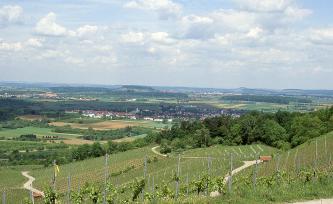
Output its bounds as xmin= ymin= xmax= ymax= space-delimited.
xmin=193 ymin=128 xmax=211 ymax=148
xmin=261 ymin=120 xmax=289 ymax=149
xmin=290 ymin=115 xmax=325 ymax=147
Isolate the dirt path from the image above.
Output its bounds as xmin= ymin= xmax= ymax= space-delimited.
xmin=151 ymin=146 xmax=168 ymax=157
xmin=291 ymin=199 xmax=333 ymax=204
xmin=22 ymin=171 xmax=44 ymax=197
xmin=210 ymin=160 xmax=262 ymax=197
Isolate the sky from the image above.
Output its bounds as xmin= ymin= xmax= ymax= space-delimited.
xmin=0 ymin=0 xmax=333 ymax=89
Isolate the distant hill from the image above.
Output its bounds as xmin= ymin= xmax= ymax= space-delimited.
xmin=117 ymin=85 xmax=157 ymax=92
xmin=221 ymin=94 xmax=312 ymax=104
xmin=1 ymin=81 xmax=333 ymax=97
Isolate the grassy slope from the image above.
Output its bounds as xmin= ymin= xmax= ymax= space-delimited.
xmin=0 ymin=165 xmax=43 ymax=203
xmin=257 ymin=131 xmax=333 ymax=177
xmin=211 ymin=131 xmax=333 ymax=204
xmin=27 ymin=144 xmax=275 ymax=195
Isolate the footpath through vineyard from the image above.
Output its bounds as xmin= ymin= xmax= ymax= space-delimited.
xmin=291 ymin=199 xmax=333 ymax=204
xmin=22 ymin=171 xmax=44 ymax=197
xmin=151 ymin=146 xmax=262 ymax=197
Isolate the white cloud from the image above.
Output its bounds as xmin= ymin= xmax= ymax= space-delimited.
xmin=150 ymin=32 xmax=175 ymax=44
xmin=212 ymin=9 xmax=258 ymax=31
xmin=35 ymin=12 xmax=67 ymax=36
xmin=310 ymin=28 xmax=333 ymax=45
xmin=246 ymin=27 xmax=264 ymax=38
xmin=0 ymin=5 xmax=23 ymax=26
xmin=64 ymin=56 xmax=84 ymax=65
xmin=120 ymin=31 xmax=175 ymax=46
xmin=0 ymin=39 xmax=22 ymax=51
xmin=124 ymin=0 xmax=182 ymax=19
xmin=91 ymin=55 xmax=117 ymax=64
xmin=181 ymin=0 xmax=311 ymax=40
xmin=25 ymin=38 xmax=43 ymax=48
xmin=284 ymin=7 xmax=312 ymax=20
xmin=121 ymin=32 xmax=145 ymax=44
xmin=76 ymin=25 xmax=99 ymax=37
xmin=234 ymin=0 xmax=292 ymax=12
xmin=182 ymin=15 xmax=213 ymax=25
xmin=181 ymin=15 xmax=215 ymax=39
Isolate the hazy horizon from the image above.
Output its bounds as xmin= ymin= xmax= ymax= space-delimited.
xmin=1 ymin=0 xmax=333 ymax=89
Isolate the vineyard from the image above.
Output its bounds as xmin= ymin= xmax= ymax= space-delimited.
xmin=1 ymin=132 xmax=333 ymax=203
xmin=1 ymin=143 xmax=275 ymax=203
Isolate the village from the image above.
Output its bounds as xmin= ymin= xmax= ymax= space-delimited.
xmin=65 ymin=106 xmax=244 ymax=122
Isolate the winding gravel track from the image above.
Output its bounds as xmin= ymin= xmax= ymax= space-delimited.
xmin=151 ymin=146 xmax=167 ymax=157
xmin=210 ymin=160 xmax=262 ymax=197
xmin=151 ymin=146 xmax=261 ymax=197
xmin=22 ymin=171 xmax=44 ymax=197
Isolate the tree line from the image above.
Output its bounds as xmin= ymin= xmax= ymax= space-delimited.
xmin=154 ymin=106 xmax=333 ymax=153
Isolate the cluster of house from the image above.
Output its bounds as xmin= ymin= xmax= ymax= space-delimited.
xmin=143 ymin=117 xmax=173 ymax=122
xmin=64 ymin=107 xmax=245 ymax=122
xmin=65 ymin=110 xmax=174 ymax=122
xmin=79 ymin=110 xmax=138 ymax=120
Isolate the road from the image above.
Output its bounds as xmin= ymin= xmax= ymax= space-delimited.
xmin=22 ymin=171 xmax=45 ymax=197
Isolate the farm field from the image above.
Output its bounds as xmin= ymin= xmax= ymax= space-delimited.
xmin=49 ymin=119 xmax=170 ymax=130
xmin=0 ymin=127 xmax=80 ymax=139
xmin=112 ymin=134 xmax=147 ymax=143
xmin=0 ymin=127 xmax=95 ymax=145
xmin=0 ymin=140 xmax=68 ymax=153
xmin=18 ymin=115 xmax=47 ymax=121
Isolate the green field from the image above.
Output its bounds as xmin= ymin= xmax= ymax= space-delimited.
xmin=0 ymin=140 xmax=68 ymax=153
xmin=0 ymin=127 xmax=81 ymax=139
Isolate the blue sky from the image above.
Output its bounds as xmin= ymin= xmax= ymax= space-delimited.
xmin=0 ymin=0 xmax=333 ymax=89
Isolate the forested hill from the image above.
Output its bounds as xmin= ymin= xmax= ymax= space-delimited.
xmin=221 ymin=95 xmax=312 ymax=104
xmin=49 ymin=86 xmax=188 ymax=99
xmin=155 ymin=106 xmax=333 ymax=153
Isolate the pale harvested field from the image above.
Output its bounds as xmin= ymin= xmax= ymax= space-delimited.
xmin=112 ymin=134 xmax=147 ymax=143
xmin=52 ymin=138 xmax=107 ymax=145
xmin=215 ymin=103 xmax=246 ymax=109
xmin=55 ymin=138 xmax=95 ymax=145
xmin=18 ymin=115 xmax=45 ymax=121
xmin=49 ymin=120 xmax=148 ymax=130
